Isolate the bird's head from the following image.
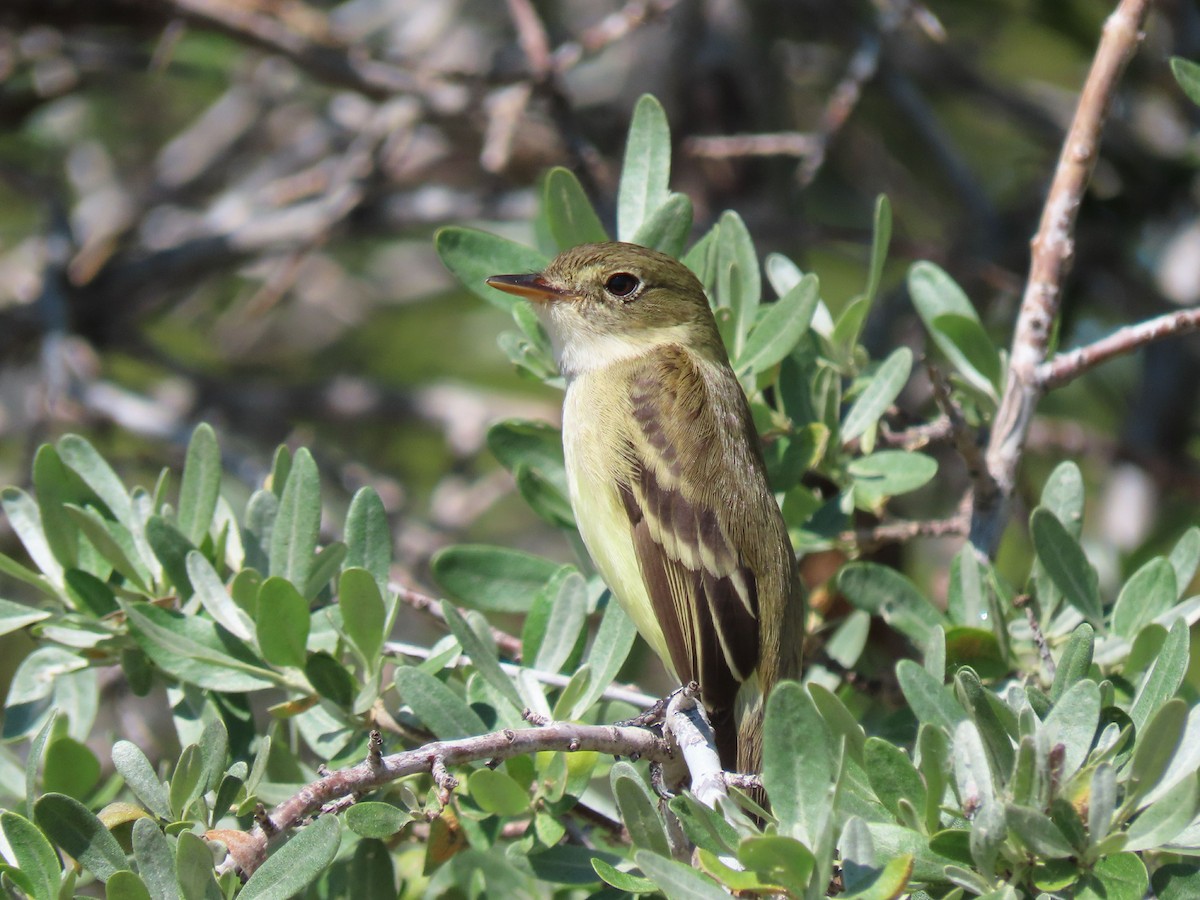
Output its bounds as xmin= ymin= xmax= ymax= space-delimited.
xmin=487 ymin=241 xmax=726 ymax=378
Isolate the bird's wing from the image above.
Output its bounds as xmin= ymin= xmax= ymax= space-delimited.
xmin=616 ymin=346 xmax=763 ymax=718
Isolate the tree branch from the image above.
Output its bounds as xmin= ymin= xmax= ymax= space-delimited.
xmin=1037 ymin=307 xmax=1200 ymax=390
xmin=971 ymin=0 xmax=1152 ymax=557
xmin=217 ymin=718 xmax=673 ymax=877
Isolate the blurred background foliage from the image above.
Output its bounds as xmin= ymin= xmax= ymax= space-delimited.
xmin=1 ymin=0 xmax=1200 ymax=699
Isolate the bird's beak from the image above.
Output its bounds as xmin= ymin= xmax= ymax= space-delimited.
xmin=486 ymin=273 xmax=570 ymax=303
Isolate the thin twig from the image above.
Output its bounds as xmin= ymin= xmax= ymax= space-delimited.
xmin=553 ymin=0 xmax=685 ymax=69
xmin=163 ymin=0 xmax=421 ymax=99
xmin=843 ymin=515 xmax=968 ymax=552
xmin=973 ymin=0 xmax=1152 ymax=557
xmin=214 ymin=720 xmax=673 ymax=877
xmin=390 ymin=582 xmax=524 ymax=661
xmin=798 ymin=33 xmax=883 ymax=187
xmin=684 ymin=132 xmax=820 ymax=160
xmin=1037 ymin=307 xmax=1200 ymax=390
xmin=878 ymin=414 xmax=952 ymax=450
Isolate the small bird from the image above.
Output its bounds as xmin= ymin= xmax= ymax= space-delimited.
xmin=488 ymin=241 xmax=803 ymax=774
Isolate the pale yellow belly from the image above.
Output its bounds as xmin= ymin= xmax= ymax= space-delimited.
xmin=562 ymin=377 xmax=675 ymax=677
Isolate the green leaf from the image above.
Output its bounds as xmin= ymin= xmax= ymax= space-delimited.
xmin=837 ymin=562 xmax=945 ymax=646
xmin=737 ymin=835 xmax=815 ymax=897
xmin=468 ymin=769 xmax=530 ymax=816
xmin=177 ymin=424 xmax=221 ymax=546
xmin=631 ymin=192 xmax=693 ymax=257
xmin=634 ymin=850 xmax=729 ymax=900
xmin=1171 ymin=57 xmax=1200 ymax=107
xmin=238 ymin=814 xmax=340 ymax=899
xmin=763 ymin=681 xmax=834 ymax=845
xmin=668 ymin=794 xmax=739 ymax=856
xmin=7 ymin=649 xmax=86 ymax=742
xmin=146 ymin=517 xmax=197 ymax=599
xmin=1113 ymin=557 xmax=1176 ymax=639
xmin=1042 ymin=679 xmax=1100 ymax=779
xmin=344 ymin=802 xmax=410 ymax=839
xmin=432 ymin=545 xmax=560 ymax=613
xmin=908 ymin=261 xmax=999 ymax=399
xmin=897 ymin=659 xmax=966 ymax=731
xmin=1130 ymin=698 xmax=1188 ymax=806
xmin=169 ymin=745 xmax=203 ymax=820
xmin=0 ymin=597 xmax=50 ymax=637
xmin=112 ymin=741 xmax=171 ymax=820
xmin=393 ymin=666 xmax=488 ymax=739
xmin=339 ymin=567 xmax=385 ymax=667
xmin=954 ymin=668 xmax=1014 ymax=779
xmin=302 ymin=541 xmax=345 ymax=600
xmin=841 ymin=348 xmax=913 ymax=444
xmin=488 ymin=419 xmax=566 ymax=485
xmin=1125 ymin=771 xmax=1197 ymax=851
xmin=435 ymin=227 xmax=549 ymax=311
xmin=32 ymin=444 xmax=83 ymax=574
xmin=1130 ymin=617 xmax=1189 ymax=733
xmin=713 ymin=211 xmax=761 ymax=356
xmin=121 ymin=599 xmax=277 ymax=692
xmin=56 ymin=435 xmax=142 ymax=552
xmin=105 ymin=871 xmax=153 ymax=900
xmin=43 ymin=737 xmax=100 ymax=801
xmin=613 ymin=765 xmax=670 ymax=858
xmin=863 ymin=195 xmax=892 ymax=307
xmin=0 ymin=550 xmax=59 ymax=600
xmin=347 ymin=838 xmax=395 ymax=900
xmin=618 ymin=94 xmax=671 ymax=241
xmin=35 ymin=792 xmax=129 ymax=882
xmin=848 ymin=451 xmax=937 ymax=510
xmin=1030 ymin=507 xmax=1103 ymax=627
xmin=737 ymin=274 xmax=820 ymax=375
xmin=303 ymin=653 xmax=354 ymax=706
xmin=1076 ymin=852 xmax=1147 ymax=900
xmin=269 ymin=448 xmax=320 ymax=588
xmin=1006 ymin=804 xmax=1074 ymax=857
xmin=592 ymin=857 xmax=657 ymax=893
xmin=441 ymin=602 xmax=523 ymax=709
xmin=132 ymin=819 xmax=177 ymax=900
xmin=25 ymin=713 xmax=56 ymax=817
xmin=1152 ymin=861 xmax=1200 ymax=900
xmin=865 ymin=738 xmax=925 ymax=822
xmin=174 ymin=830 xmax=219 ymax=900
xmin=344 ymin=487 xmax=391 ymax=591
xmin=65 ymin=504 xmax=150 ymax=593
xmin=2 ymin=486 xmax=64 ymax=587
xmin=570 ymin=593 xmax=637 ymax=714
xmin=186 ymin=551 xmax=253 ymax=642
xmin=255 ymin=577 xmax=310 ymax=670
xmin=1 ymin=810 xmax=62 ymax=900
xmin=534 ymin=571 xmax=587 ymax=673
xmin=514 ymin=464 xmax=575 ymax=528
xmin=1050 ymin=623 xmax=1094 ymax=702
xmin=1169 ymin=526 xmax=1200 ymax=593
xmin=543 ymin=167 xmax=608 ymax=249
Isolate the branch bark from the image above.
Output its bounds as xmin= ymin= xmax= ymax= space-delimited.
xmin=970 ymin=0 xmax=1153 ymax=557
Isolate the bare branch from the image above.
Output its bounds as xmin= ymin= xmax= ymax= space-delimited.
xmin=1038 ymin=307 xmax=1200 ymax=390
xmin=972 ymin=0 xmax=1153 ymax=557
xmin=842 ymin=515 xmax=968 ymax=552
xmin=216 ymin=718 xmax=673 ymax=877
xmin=684 ymin=132 xmax=820 ymax=160
xmin=163 ymin=0 xmax=421 ymax=99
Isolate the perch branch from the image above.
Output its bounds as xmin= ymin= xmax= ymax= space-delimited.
xmin=971 ymin=0 xmax=1152 ymax=557
xmin=215 ymin=718 xmax=673 ymax=877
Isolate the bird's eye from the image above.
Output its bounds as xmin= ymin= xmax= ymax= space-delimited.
xmin=604 ymin=272 xmax=640 ymax=298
